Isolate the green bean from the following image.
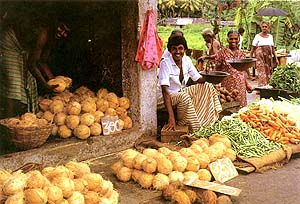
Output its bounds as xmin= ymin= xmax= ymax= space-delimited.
xmin=192 ymin=118 xmax=282 ymax=158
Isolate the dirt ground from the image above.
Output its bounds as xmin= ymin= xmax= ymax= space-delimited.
xmin=88 ymin=152 xmax=300 ymax=204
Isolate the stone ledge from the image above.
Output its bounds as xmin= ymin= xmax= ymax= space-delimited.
xmin=0 ymin=127 xmax=143 ymax=170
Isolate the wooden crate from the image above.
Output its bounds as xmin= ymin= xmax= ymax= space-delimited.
xmin=160 ymin=125 xmax=189 ymax=143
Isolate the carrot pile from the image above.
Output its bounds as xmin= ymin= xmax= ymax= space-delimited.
xmin=238 ymin=106 xmax=300 ymax=144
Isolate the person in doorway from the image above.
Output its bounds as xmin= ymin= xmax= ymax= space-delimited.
xmin=158 ymin=35 xmax=222 ymax=131
xmin=215 ymin=30 xmax=248 ymax=107
xmin=29 ymin=20 xmax=71 ymax=95
xmin=238 ymin=27 xmax=245 ymax=49
xmin=197 ymin=28 xmax=221 ymax=71
xmin=250 ymin=21 xmax=279 ymax=87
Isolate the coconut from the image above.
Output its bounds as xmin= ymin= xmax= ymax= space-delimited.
xmin=66 ymin=101 xmax=81 ymax=115
xmin=51 ymin=177 xmax=75 ymax=198
xmin=43 ymin=111 xmax=54 ymax=122
xmin=224 ymin=148 xmax=237 ymax=162
xmin=142 ymin=148 xmax=158 ymax=158
xmin=84 ymin=191 xmax=100 ymax=204
xmin=36 ymin=118 xmax=48 ymax=127
xmin=197 ymin=153 xmax=211 ymax=169
xmin=36 ymin=111 xmax=44 ymax=118
xmin=73 ymin=124 xmax=91 ymax=139
xmin=133 ymin=153 xmax=148 ymax=170
xmin=55 ymin=76 xmax=72 ymax=88
xmin=158 ymin=147 xmax=172 ymax=156
xmin=197 ymin=169 xmax=212 ymax=181
xmin=89 ymin=123 xmax=102 ymax=136
xmin=58 ymin=125 xmax=72 ymax=139
xmin=189 ymin=144 xmax=203 ymax=154
xmin=58 ymin=199 xmax=68 ymax=204
xmin=109 ymin=190 xmax=119 ymax=204
xmin=4 ymin=192 xmax=24 ymax=204
xmin=80 ymin=113 xmax=95 ymax=126
xmin=67 ymin=191 xmax=85 ymax=204
xmin=196 ymin=189 xmax=217 ymax=204
xmin=48 ymin=165 xmax=74 ymax=180
xmin=209 ymin=134 xmax=231 ymax=149
xmin=39 ymin=98 xmax=53 ymax=111
xmin=120 ymin=149 xmax=139 ymax=169
xmin=105 ymin=93 xmax=119 ymax=108
xmin=65 ymin=115 xmax=80 ymax=130
xmin=183 ymin=171 xmax=199 ymax=184
xmin=168 ymin=171 xmax=184 ymax=183
xmin=206 ymin=148 xmax=218 ymax=162
xmin=172 ymin=190 xmax=191 ymax=204
xmin=120 ymin=115 xmax=132 ymax=129
xmin=169 ymin=155 xmax=187 ymax=172
xmin=179 ymin=148 xmax=196 ymax=158
xmin=186 ymin=156 xmax=200 ymax=172
xmin=192 ymin=138 xmax=209 ymax=152
xmin=137 ymin=172 xmax=154 ymax=189
xmin=3 ymin=173 xmax=26 ymax=195
xmin=162 ymin=183 xmax=179 ymax=201
xmin=82 ymin=173 xmax=104 ymax=192
xmin=131 ymin=169 xmax=143 ymax=183
xmin=209 ymin=142 xmax=227 ymax=158
xmin=93 ymin=111 xmax=105 ymax=123
xmin=157 ymin=158 xmax=173 ymax=175
xmin=24 ymin=188 xmax=48 ymax=204
xmin=81 ymin=100 xmax=97 ymax=113
xmin=184 ymin=189 xmax=197 ymax=204
xmin=75 ymin=86 xmax=90 ymax=96
xmin=96 ymin=98 xmax=109 ymax=112
xmin=6 ymin=118 xmax=20 ymax=127
xmin=118 ymin=97 xmax=130 ymax=110
xmin=152 ymin=152 xmax=166 ymax=161
xmin=44 ymin=185 xmax=64 ymax=204
xmin=26 ymin=170 xmax=48 ymax=189
xmin=115 ymin=107 xmax=127 ymax=118
xmin=142 ymin=157 xmax=157 ymax=174
xmin=96 ymin=88 xmax=109 ymax=99
xmin=51 ymin=125 xmax=58 ymax=136
xmin=0 ymin=169 xmax=11 ymax=183
xmin=54 ymin=112 xmax=67 ymax=126
xmin=116 ymin=167 xmax=132 ymax=182
xmin=65 ymin=161 xmax=91 ymax=178
xmin=167 ymin=151 xmax=182 ymax=159
xmin=41 ymin=166 xmax=55 ymax=178
xmin=49 ymin=100 xmax=65 ymax=114
xmin=21 ymin=112 xmax=36 ymax=122
xmin=99 ymin=180 xmax=114 ymax=198
xmin=111 ymin=161 xmax=124 ymax=175
xmin=152 ymin=173 xmax=170 ymax=190
xmin=105 ymin=108 xmax=117 ymax=116
xmin=48 ymin=78 xmax=66 ymax=93
xmin=73 ymin=178 xmax=89 ymax=195
xmin=216 ymin=195 xmax=233 ymax=204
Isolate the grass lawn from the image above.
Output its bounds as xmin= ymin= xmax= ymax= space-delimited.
xmin=158 ymin=24 xmax=236 ymax=52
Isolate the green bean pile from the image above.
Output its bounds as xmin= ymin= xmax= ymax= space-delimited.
xmin=192 ymin=118 xmax=282 ymax=158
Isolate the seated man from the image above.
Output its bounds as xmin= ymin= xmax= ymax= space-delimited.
xmin=158 ymin=35 xmax=222 ymax=132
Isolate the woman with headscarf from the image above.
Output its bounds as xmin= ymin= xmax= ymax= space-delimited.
xmin=197 ymin=28 xmax=221 ymax=71
xmin=215 ymin=30 xmax=248 ymax=107
xmin=250 ymin=21 xmax=279 ymax=87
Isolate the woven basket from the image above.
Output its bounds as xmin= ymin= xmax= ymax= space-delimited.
xmin=0 ymin=119 xmax=52 ymax=150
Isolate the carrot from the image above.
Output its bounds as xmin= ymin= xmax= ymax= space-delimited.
xmin=269 ymin=130 xmax=278 ymax=141
xmin=277 ymin=136 xmax=289 ymax=143
xmin=239 ymin=113 xmax=248 ymax=121
xmin=284 ymin=132 xmax=296 ymax=139
xmin=268 ymin=120 xmax=280 ymax=130
xmin=259 ymin=114 xmax=272 ymax=121
xmin=287 ymin=119 xmax=296 ymax=126
xmin=289 ymin=138 xmax=300 ymax=144
xmin=278 ymin=114 xmax=287 ymax=124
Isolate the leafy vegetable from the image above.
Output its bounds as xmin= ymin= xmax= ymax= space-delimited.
xmin=269 ymin=63 xmax=300 ymax=92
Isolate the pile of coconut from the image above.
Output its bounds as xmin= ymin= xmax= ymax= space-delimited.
xmin=0 ymin=161 xmax=118 ymax=204
xmin=37 ymin=85 xmax=132 ymax=140
xmin=112 ymin=135 xmax=235 ymax=188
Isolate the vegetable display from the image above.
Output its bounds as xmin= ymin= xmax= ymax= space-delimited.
xmin=238 ymin=106 xmax=300 ymax=144
xmin=192 ymin=118 xmax=282 ymax=158
xmin=269 ymin=63 xmax=300 ymax=92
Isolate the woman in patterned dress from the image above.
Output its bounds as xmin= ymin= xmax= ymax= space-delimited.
xmin=250 ymin=21 xmax=278 ymax=87
xmin=215 ymin=30 xmax=247 ymax=107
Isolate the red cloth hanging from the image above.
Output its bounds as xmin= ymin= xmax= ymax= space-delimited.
xmin=135 ymin=10 xmax=163 ymax=70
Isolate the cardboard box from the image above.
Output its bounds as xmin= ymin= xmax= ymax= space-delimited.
xmin=160 ymin=125 xmax=189 ymax=143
